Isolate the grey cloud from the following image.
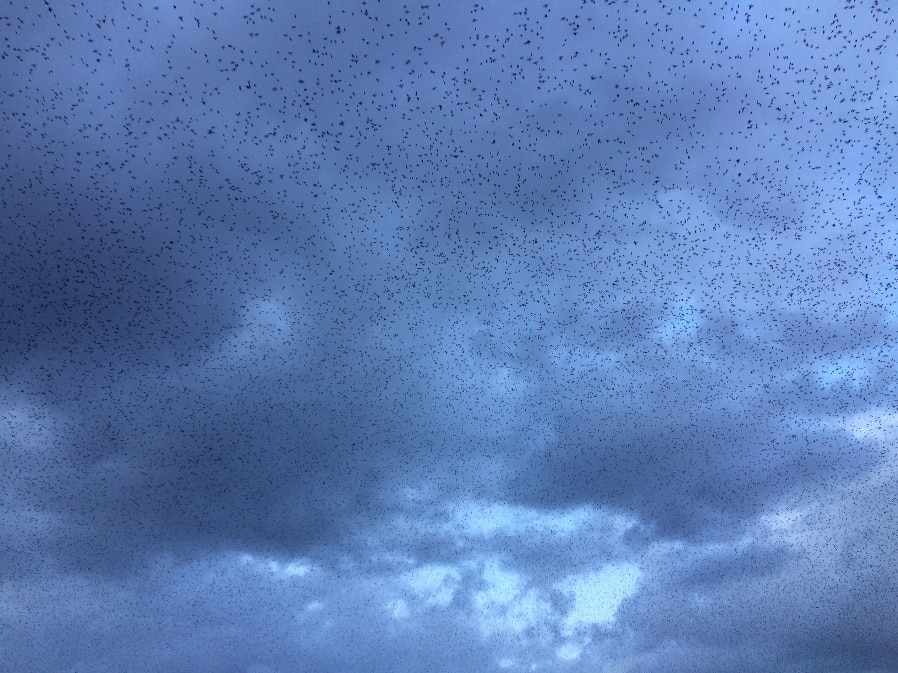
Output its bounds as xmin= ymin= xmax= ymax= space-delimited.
xmin=2 ymin=0 xmax=897 ymax=671
xmin=511 ymin=399 xmax=880 ymax=539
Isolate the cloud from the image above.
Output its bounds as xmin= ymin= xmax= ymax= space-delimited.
xmin=2 ymin=0 xmax=897 ymax=671
xmin=615 ymin=416 xmax=898 ymax=671
xmin=557 ymin=563 xmax=641 ymax=634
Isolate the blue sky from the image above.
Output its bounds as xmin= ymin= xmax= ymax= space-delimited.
xmin=2 ymin=1 xmax=898 ymax=671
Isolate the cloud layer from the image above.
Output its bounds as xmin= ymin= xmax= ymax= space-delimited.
xmin=2 ymin=1 xmax=897 ymax=671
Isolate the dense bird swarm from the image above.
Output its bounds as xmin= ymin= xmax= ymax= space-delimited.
xmin=2 ymin=1 xmax=897 ymax=672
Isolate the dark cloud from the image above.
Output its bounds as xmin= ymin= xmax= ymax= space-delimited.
xmin=678 ymin=541 xmax=795 ymax=587
xmin=508 ymin=326 xmax=887 ymax=538
xmin=2 ymin=0 xmax=897 ymax=671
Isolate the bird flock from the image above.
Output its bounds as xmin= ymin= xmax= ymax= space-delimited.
xmin=2 ymin=1 xmax=898 ymax=672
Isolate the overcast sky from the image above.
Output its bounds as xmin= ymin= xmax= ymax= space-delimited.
xmin=2 ymin=1 xmax=898 ymax=671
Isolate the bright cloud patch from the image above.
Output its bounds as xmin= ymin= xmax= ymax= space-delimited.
xmin=812 ymin=356 xmax=871 ymax=388
xmin=352 ymin=496 xmax=646 ymax=668
xmin=404 ymin=564 xmax=461 ymax=606
xmin=471 ymin=557 xmax=556 ymax=641
xmin=448 ymin=500 xmax=597 ymax=538
xmin=556 ymin=563 xmax=642 ymax=634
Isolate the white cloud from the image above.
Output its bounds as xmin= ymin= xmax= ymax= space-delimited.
xmin=386 ymin=598 xmax=410 ymax=620
xmin=447 ymin=500 xmax=597 ymax=539
xmin=556 ymin=563 xmax=641 ymax=635
xmin=477 ymin=558 xmax=524 ymax=607
xmin=404 ymin=564 xmax=461 ymax=606
xmin=471 ymin=557 xmax=557 ymax=641
xmin=844 ymin=408 xmax=898 ymax=445
xmin=239 ymin=553 xmax=315 ymax=578
xmin=812 ymin=356 xmax=872 ymax=388
xmin=555 ymin=640 xmax=585 ymax=661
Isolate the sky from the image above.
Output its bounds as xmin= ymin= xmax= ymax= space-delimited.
xmin=1 ymin=0 xmax=898 ymax=671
